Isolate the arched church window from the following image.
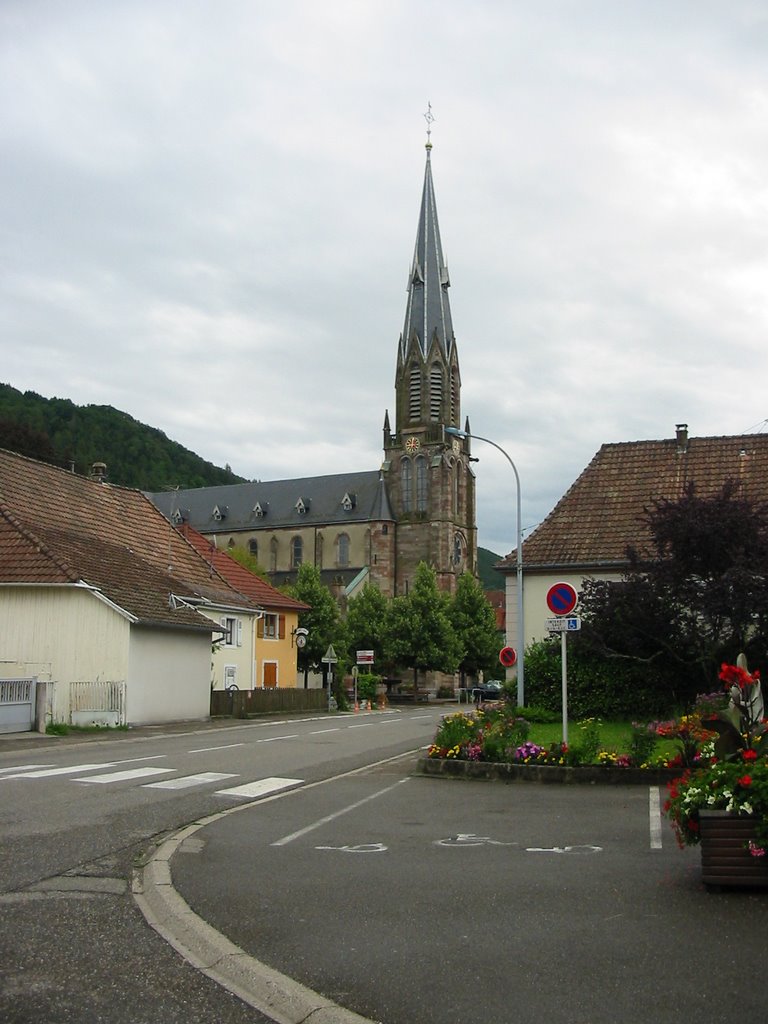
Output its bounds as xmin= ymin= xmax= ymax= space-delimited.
xmin=452 ymin=458 xmax=460 ymax=515
xmin=291 ymin=536 xmax=303 ymax=569
xmin=336 ymin=533 xmax=350 ymax=567
xmin=248 ymin=539 xmax=258 ymax=559
xmin=429 ymin=363 xmax=443 ymax=421
xmin=415 ymin=454 xmax=428 ymax=512
xmin=316 ymin=533 xmax=324 ymax=570
xmin=270 ymin=537 xmax=278 ymax=572
xmin=400 ymin=456 xmax=413 ymax=513
xmin=409 ymin=364 xmax=422 ymax=422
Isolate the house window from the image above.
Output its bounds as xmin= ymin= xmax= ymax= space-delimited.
xmin=415 ymin=455 xmax=428 ymax=512
xmin=291 ymin=536 xmax=303 ymax=568
xmin=262 ymin=613 xmax=278 ymax=639
xmin=337 ymin=533 xmax=350 ymax=567
xmin=221 ymin=616 xmax=242 ymax=647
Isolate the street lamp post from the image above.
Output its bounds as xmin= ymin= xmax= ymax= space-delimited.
xmin=445 ymin=426 xmax=525 ymax=706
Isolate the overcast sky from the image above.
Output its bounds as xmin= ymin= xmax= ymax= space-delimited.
xmin=2 ymin=2 xmax=768 ymax=556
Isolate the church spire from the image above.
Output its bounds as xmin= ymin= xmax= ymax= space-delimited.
xmin=399 ymin=109 xmax=455 ymax=368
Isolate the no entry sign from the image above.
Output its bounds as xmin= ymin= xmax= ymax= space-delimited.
xmin=546 ymin=582 xmax=578 ymax=616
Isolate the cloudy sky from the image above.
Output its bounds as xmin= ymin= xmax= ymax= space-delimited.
xmin=2 ymin=2 xmax=767 ymax=556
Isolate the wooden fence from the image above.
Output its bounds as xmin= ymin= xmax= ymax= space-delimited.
xmin=210 ymin=687 xmax=328 ymax=718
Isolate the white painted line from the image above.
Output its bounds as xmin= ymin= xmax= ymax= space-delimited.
xmin=3 ymin=762 xmax=120 ymax=779
xmin=257 ymin=734 xmax=299 ymax=743
xmin=272 ymin=777 xmax=410 ymax=846
xmin=188 ymin=743 xmax=245 ymax=753
xmin=76 ymin=767 xmax=175 ymax=784
xmin=409 ymin=715 xmax=434 ymax=721
xmin=144 ymin=772 xmax=238 ymax=790
xmin=309 ymin=728 xmax=341 ymax=735
xmin=216 ymin=777 xmax=303 ymax=800
xmin=649 ymin=786 xmax=663 ymax=849
xmin=347 ymin=724 xmax=372 ymax=729
xmin=0 ymin=764 xmax=55 ymax=775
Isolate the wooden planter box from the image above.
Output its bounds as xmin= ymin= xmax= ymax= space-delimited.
xmin=699 ymin=810 xmax=768 ymax=890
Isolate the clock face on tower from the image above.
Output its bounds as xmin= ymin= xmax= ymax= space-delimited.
xmin=405 ymin=436 xmax=421 ymax=454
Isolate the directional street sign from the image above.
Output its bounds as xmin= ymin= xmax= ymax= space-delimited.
xmin=546 ymin=617 xmax=581 ymax=633
xmin=356 ymin=650 xmax=375 ymax=665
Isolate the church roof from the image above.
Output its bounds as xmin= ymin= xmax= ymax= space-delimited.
xmin=399 ymin=143 xmax=455 ymax=363
xmin=148 ymin=470 xmax=395 ymax=533
xmin=499 ymin=427 xmax=768 ymax=573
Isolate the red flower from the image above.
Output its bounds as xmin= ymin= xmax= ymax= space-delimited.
xmin=742 ymin=749 xmax=758 ymax=762
xmin=738 ymin=775 xmax=753 ymax=787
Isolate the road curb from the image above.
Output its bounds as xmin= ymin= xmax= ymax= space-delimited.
xmin=133 ymin=812 xmax=381 ymax=1024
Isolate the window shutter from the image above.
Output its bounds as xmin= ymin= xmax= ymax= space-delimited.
xmin=237 ymin=620 xmax=243 ymax=647
xmin=257 ymin=617 xmax=264 ymax=639
xmin=279 ymin=615 xmax=286 ymax=639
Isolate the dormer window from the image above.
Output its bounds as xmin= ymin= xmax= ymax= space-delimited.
xmin=341 ymin=492 xmax=357 ymax=511
xmin=253 ymin=502 xmax=267 ymax=518
xmin=212 ymin=505 xmax=227 ymax=521
xmin=171 ymin=509 xmax=184 ymax=525
xmin=295 ymin=497 xmax=310 ymax=515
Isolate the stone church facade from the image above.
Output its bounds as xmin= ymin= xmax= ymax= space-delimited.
xmin=149 ymin=140 xmax=476 ymax=601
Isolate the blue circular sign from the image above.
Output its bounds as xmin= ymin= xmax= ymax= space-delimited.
xmin=546 ymin=582 xmax=578 ymax=616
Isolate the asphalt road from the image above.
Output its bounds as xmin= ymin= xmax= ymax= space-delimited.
xmin=2 ymin=710 xmax=767 ymax=1024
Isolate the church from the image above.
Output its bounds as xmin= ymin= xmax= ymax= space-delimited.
xmin=149 ymin=136 xmax=477 ymax=602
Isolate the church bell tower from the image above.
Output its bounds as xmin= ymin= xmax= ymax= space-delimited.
xmin=383 ymin=118 xmax=477 ymax=595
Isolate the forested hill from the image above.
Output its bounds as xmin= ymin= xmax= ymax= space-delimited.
xmin=0 ymin=383 xmax=246 ymax=490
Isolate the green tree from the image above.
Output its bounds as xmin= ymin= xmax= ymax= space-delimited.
xmin=579 ymin=481 xmax=768 ymax=705
xmin=383 ymin=562 xmax=461 ymax=694
xmin=227 ymin=545 xmax=269 ymax=580
xmin=345 ymin=582 xmax=389 ymax=668
xmin=449 ymin=572 xmax=501 ymax=687
xmin=285 ymin=563 xmax=347 ymax=687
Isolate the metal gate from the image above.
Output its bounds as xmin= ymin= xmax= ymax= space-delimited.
xmin=0 ymin=678 xmax=37 ymax=734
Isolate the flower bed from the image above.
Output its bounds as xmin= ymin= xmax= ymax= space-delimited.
xmin=417 ymin=755 xmax=677 ymax=785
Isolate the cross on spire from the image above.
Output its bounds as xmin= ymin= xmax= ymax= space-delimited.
xmin=424 ymin=102 xmax=435 ymax=149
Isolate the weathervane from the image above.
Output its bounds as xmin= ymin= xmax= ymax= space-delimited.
xmin=424 ymin=102 xmax=435 ymax=148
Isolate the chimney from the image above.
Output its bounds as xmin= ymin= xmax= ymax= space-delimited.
xmin=675 ymin=424 xmax=689 ymax=454
xmin=90 ymin=462 xmax=108 ymax=482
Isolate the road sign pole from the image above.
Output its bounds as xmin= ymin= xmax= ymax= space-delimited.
xmin=561 ymin=632 xmax=568 ymax=745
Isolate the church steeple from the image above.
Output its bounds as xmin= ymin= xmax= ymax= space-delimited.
xmin=383 ymin=113 xmax=476 ymax=597
xmin=394 ymin=129 xmax=461 ymax=436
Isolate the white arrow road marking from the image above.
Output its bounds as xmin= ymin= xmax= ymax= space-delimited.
xmin=526 ymin=845 xmax=602 ymax=854
xmin=436 ymin=833 xmax=519 ymax=847
xmin=316 ymin=843 xmax=388 ymax=853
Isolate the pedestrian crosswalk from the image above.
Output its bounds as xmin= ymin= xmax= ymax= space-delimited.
xmin=0 ymin=759 xmax=303 ymax=800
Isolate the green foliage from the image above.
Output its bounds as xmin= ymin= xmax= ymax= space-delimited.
xmin=523 ymin=638 xmax=673 ymax=719
xmin=356 ymin=673 xmax=380 ymax=702
xmin=628 ymin=722 xmax=658 ymax=767
xmin=476 ymin=547 xmax=505 ymax=590
xmin=0 ymin=382 xmax=245 ymax=489
xmin=383 ymin=563 xmax=461 ymax=687
xmin=286 ymin=563 xmax=346 ymax=675
xmin=345 ymin=583 xmax=389 ymax=667
xmin=227 ymin=545 xmax=269 ymax=579
xmin=579 ymin=482 xmax=768 ymax=705
xmin=449 ymin=572 xmax=501 ymax=683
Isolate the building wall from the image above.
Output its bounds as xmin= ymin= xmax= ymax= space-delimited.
xmin=196 ymin=607 xmax=256 ymax=691
xmin=126 ymin=625 xmax=211 ymax=724
xmin=0 ymin=584 xmax=131 ymax=688
xmin=255 ymin=609 xmax=301 ymax=689
xmin=212 ymin=523 xmax=375 ymax=576
xmin=505 ymin=570 xmax=625 ymax=657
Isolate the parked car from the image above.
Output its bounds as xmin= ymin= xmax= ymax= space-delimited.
xmin=472 ymin=679 xmax=505 ymax=703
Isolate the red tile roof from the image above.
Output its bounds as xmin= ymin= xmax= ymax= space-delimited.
xmin=178 ymin=525 xmax=309 ymax=612
xmin=0 ymin=448 xmax=254 ymax=630
xmin=500 ymin=431 xmax=768 ymax=572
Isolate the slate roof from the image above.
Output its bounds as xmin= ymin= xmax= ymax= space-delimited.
xmin=178 ymin=525 xmax=309 ymax=613
xmin=400 ymin=143 xmax=456 ymax=363
xmin=0 ymin=448 xmax=254 ymax=630
xmin=500 ymin=429 xmax=768 ymax=573
xmin=148 ymin=470 xmax=394 ymax=533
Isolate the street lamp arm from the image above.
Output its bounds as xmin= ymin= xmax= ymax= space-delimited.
xmin=444 ymin=425 xmax=525 ymax=704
